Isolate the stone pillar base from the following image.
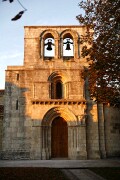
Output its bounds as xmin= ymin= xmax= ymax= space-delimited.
xmin=100 ymin=150 xmax=106 ymax=159
xmin=87 ymin=150 xmax=101 ymax=159
xmin=76 ymin=150 xmax=87 ymax=160
xmin=41 ymin=149 xmax=47 ymax=160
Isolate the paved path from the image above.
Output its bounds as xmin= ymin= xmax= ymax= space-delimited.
xmin=0 ymin=159 xmax=119 ymax=180
xmin=0 ymin=159 xmax=120 ymax=168
xmin=62 ymin=169 xmax=105 ymax=180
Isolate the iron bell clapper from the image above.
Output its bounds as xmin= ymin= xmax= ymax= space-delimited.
xmin=45 ymin=39 xmax=54 ymax=51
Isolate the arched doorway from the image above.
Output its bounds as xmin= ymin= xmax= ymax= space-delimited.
xmin=51 ymin=117 xmax=68 ymax=158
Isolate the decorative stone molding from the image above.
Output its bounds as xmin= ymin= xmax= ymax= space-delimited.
xmin=77 ymin=114 xmax=87 ymax=126
xmin=42 ymin=106 xmax=77 ymax=126
xmin=31 ymin=99 xmax=86 ymax=106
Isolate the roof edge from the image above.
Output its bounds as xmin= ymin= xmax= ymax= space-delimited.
xmin=24 ymin=25 xmax=86 ymax=28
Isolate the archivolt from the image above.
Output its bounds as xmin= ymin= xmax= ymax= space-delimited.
xmin=60 ymin=29 xmax=79 ymax=39
xmin=42 ymin=107 xmax=77 ymax=126
xmin=40 ymin=29 xmax=59 ymax=39
xmin=48 ymin=71 xmax=69 ymax=83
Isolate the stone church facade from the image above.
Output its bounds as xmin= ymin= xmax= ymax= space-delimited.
xmin=1 ymin=26 xmax=120 ymax=160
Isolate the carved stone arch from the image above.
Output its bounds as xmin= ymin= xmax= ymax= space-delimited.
xmin=60 ymin=29 xmax=79 ymax=58
xmin=60 ymin=29 xmax=79 ymax=39
xmin=42 ymin=107 xmax=77 ymax=126
xmin=40 ymin=29 xmax=59 ymax=59
xmin=40 ymin=29 xmax=59 ymax=39
xmin=48 ymin=71 xmax=69 ymax=83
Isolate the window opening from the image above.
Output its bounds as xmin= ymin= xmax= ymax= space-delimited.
xmin=17 ymin=73 xmax=19 ymax=81
xmin=44 ymin=38 xmax=55 ymax=59
xmin=56 ymin=81 xmax=62 ymax=99
xmin=16 ymin=100 xmax=18 ymax=110
xmin=51 ymin=81 xmax=63 ymax=99
xmin=63 ymin=38 xmax=74 ymax=58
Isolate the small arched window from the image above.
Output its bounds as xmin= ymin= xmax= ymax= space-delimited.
xmin=51 ymin=80 xmax=63 ymax=99
xmin=56 ymin=81 xmax=62 ymax=99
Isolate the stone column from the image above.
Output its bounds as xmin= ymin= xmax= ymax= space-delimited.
xmin=74 ymin=38 xmax=78 ymax=59
xmin=86 ymin=102 xmax=100 ymax=159
xmin=40 ymin=37 xmax=43 ymax=59
xmin=103 ymin=104 xmax=110 ymax=157
xmin=78 ymin=37 xmax=80 ymax=58
xmin=58 ymin=39 xmax=61 ymax=58
xmin=60 ymin=38 xmax=63 ymax=58
xmin=98 ymin=103 xmax=106 ymax=158
xmin=86 ymin=101 xmax=94 ymax=159
xmin=41 ymin=126 xmax=46 ymax=159
xmin=45 ymin=126 xmax=50 ymax=159
xmin=68 ymin=126 xmax=74 ymax=159
xmin=85 ymin=78 xmax=100 ymax=159
xmin=76 ymin=125 xmax=87 ymax=160
xmin=55 ymin=38 xmax=59 ymax=59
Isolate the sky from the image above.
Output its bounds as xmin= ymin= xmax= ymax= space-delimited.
xmin=0 ymin=0 xmax=82 ymax=89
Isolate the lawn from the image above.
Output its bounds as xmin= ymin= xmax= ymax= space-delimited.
xmin=0 ymin=167 xmax=69 ymax=180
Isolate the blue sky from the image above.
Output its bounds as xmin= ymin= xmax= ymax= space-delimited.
xmin=0 ymin=0 xmax=82 ymax=89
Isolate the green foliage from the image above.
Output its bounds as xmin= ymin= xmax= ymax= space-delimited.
xmin=77 ymin=0 xmax=120 ymax=105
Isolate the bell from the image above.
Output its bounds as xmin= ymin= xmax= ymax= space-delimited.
xmin=45 ymin=39 xmax=53 ymax=51
xmin=64 ymin=39 xmax=73 ymax=50
xmin=65 ymin=42 xmax=71 ymax=50
xmin=46 ymin=43 xmax=52 ymax=50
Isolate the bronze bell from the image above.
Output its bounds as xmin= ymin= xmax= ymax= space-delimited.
xmin=45 ymin=39 xmax=53 ymax=51
xmin=66 ymin=42 xmax=71 ymax=50
xmin=64 ymin=39 xmax=73 ymax=50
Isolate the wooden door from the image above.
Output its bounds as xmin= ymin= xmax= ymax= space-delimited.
xmin=51 ymin=117 xmax=68 ymax=158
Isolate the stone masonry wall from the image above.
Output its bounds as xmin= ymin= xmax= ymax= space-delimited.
xmin=0 ymin=90 xmax=4 ymax=158
xmin=2 ymin=26 xmax=120 ymax=159
xmin=104 ymin=105 xmax=120 ymax=157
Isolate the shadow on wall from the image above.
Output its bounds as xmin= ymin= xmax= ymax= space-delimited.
xmin=1 ymin=82 xmax=33 ymax=159
xmin=1 ymin=81 xmax=120 ymax=160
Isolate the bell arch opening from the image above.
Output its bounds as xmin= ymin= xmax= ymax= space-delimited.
xmin=60 ymin=29 xmax=79 ymax=59
xmin=63 ymin=35 xmax=74 ymax=58
xmin=44 ymin=37 xmax=55 ymax=59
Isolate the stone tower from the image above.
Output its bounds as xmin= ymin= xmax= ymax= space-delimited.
xmin=2 ymin=26 xmax=120 ymax=160
xmin=0 ymin=90 xmax=4 ymax=158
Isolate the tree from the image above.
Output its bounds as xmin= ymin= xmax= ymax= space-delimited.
xmin=76 ymin=0 xmax=120 ymax=106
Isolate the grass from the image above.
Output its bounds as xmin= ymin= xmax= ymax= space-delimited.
xmin=89 ymin=167 xmax=120 ymax=180
xmin=0 ymin=167 xmax=69 ymax=180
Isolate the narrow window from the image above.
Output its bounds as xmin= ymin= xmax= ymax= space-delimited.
xmin=56 ymin=82 xmax=62 ymax=99
xmin=17 ymin=73 xmax=19 ymax=81
xmin=16 ymin=100 xmax=18 ymax=110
